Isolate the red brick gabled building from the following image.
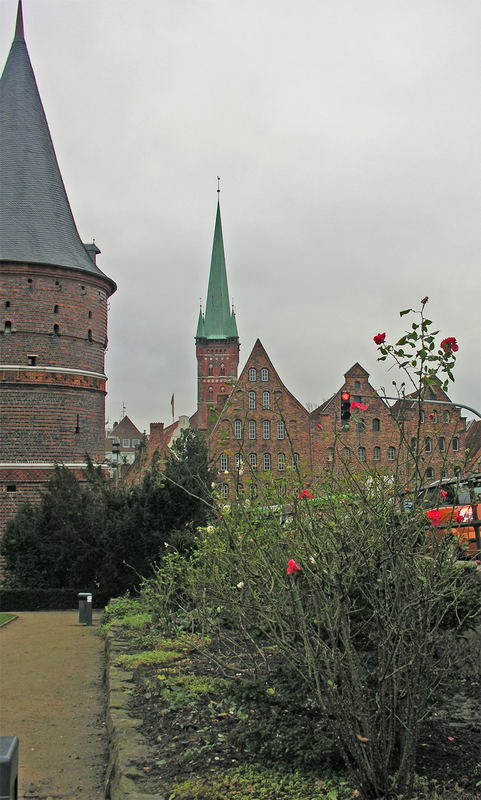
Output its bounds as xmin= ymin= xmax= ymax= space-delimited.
xmin=208 ymin=338 xmax=312 ymax=498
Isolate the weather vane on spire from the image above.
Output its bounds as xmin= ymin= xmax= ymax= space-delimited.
xmin=217 ymin=176 xmax=221 ymax=194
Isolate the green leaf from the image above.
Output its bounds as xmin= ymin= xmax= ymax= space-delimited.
xmin=396 ymin=336 xmax=408 ymax=346
xmin=400 ymin=309 xmax=411 ymax=316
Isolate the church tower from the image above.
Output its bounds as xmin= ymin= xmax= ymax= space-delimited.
xmin=0 ymin=2 xmax=116 ymax=533
xmin=195 ymin=198 xmax=239 ymax=430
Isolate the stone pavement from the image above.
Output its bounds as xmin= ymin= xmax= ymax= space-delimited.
xmin=0 ymin=610 xmax=107 ymax=800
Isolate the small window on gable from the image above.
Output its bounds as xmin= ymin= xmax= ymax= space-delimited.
xmin=354 ymin=380 xmax=361 ymax=390
xmin=220 ymin=453 xmax=228 ymax=472
xmin=372 ymin=418 xmax=380 ymax=432
xmin=264 ymin=453 xmax=271 ymax=471
xmin=208 ymin=365 xmax=213 ymax=376
xmin=234 ymin=420 xmax=242 ymax=439
xmin=277 ymin=420 xmax=285 ymax=440
xmin=248 ymin=391 xmax=256 ymax=410
xmin=122 ymin=438 xmax=130 ymax=448
xmin=220 ymin=365 xmax=225 ymax=376
xmin=262 ymin=391 xmax=270 ymax=409
xmin=207 ymin=387 xmax=213 ymax=402
xmin=278 ymin=453 xmax=285 ymax=471
xmin=358 ymin=446 xmax=366 ymax=462
xmin=373 ymin=446 xmax=381 ymax=461
xmin=248 ymin=368 xmax=257 ymax=382
xmin=261 ymin=368 xmax=269 ymax=382
xmin=4 ymin=321 xmax=12 ymax=332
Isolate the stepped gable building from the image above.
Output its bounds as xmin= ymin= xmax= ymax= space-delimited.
xmin=194 ymin=199 xmax=239 ymax=431
xmin=0 ymin=2 xmax=116 ymax=533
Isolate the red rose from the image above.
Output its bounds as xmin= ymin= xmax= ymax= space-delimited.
xmin=440 ymin=490 xmax=447 ymax=500
xmin=373 ymin=333 xmax=386 ymax=345
xmin=454 ymin=514 xmax=463 ymax=524
xmin=427 ymin=509 xmax=442 ymax=526
xmin=429 ymin=413 xmax=435 ymax=420
xmin=440 ymin=337 xmax=458 ymax=354
xmin=317 ymin=424 xmax=322 ymax=429
xmin=299 ymin=489 xmax=313 ymax=499
xmin=287 ymin=559 xmax=301 ymax=575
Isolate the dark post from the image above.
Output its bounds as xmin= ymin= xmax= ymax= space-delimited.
xmin=78 ymin=592 xmax=92 ymax=626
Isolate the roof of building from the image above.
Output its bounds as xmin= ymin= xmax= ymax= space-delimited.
xmin=0 ymin=2 xmax=116 ymax=293
xmin=107 ymin=415 xmax=143 ymax=440
xmin=196 ymin=199 xmax=238 ymax=340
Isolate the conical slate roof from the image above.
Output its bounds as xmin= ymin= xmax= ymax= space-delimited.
xmin=0 ymin=2 xmax=115 ymax=291
xmin=196 ymin=200 xmax=238 ymax=340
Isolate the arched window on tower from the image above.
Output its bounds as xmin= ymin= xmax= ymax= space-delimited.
xmin=208 ymin=365 xmax=213 ymax=376
xmin=207 ymin=387 xmax=213 ymax=402
xmin=220 ymin=365 xmax=225 ymax=376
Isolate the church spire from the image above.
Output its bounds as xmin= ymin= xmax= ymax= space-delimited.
xmin=15 ymin=1 xmax=24 ymax=40
xmin=197 ymin=199 xmax=238 ymax=341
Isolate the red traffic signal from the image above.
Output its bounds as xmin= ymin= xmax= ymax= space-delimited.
xmin=340 ymin=391 xmax=351 ymax=424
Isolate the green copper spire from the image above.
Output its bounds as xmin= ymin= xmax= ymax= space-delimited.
xmin=197 ymin=200 xmax=238 ymax=340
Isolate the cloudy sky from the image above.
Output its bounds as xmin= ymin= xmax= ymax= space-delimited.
xmin=1 ymin=0 xmax=480 ymax=432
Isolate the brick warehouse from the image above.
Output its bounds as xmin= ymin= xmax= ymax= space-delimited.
xmin=125 ymin=196 xmax=467 ymax=496
xmin=0 ymin=3 xmax=116 ymax=534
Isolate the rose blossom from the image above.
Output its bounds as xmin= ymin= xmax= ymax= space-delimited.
xmin=287 ymin=559 xmax=301 ymax=575
xmin=373 ymin=333 xmax=386 ymax=345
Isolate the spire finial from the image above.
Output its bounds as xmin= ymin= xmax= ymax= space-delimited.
xmin=15 ymin=0 xmax=24 ymax=40
xmin=217 ymin=176 xmax=220 ymax=195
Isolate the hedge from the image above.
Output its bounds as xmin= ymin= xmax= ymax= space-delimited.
xmin=0 ymin=588 xmax=113 ymax=611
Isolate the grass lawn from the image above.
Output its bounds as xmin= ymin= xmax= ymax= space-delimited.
xmin=0 ymin=612 xmax=17 ymax=626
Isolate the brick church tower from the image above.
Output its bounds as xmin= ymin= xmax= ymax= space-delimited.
xmin=195 ymin=198 xmax=239 ymax=430
xmin=0 ymin=2 xmax=116 ymax=532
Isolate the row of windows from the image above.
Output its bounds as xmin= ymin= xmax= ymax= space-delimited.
xmin=331 ymin=445 xmax=397 ymax=462
xmin=5 ymin=302 xmax=94 ymax=317
xmin=3 ymin=321 xmax=95 ymax=340
xmin=208 ymin=364 xmax=225 ymax=376
xmin=247 ymin=390 xmax=272 ymax=410
xmin=411 ymin=437 xmax=459 ymax=453
xmin=421 ymin=410 xmax=452 ymax=424
xmin=248 ymin=367 xmax=269 ymax=382
xmin=220 ymin=452 xmax=300 ymax=472
xmin=234 ymin=419 xmax=286 ymax=440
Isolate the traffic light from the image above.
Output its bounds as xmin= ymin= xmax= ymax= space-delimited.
xmin=340 ymin=391 xmax=351 ymax=427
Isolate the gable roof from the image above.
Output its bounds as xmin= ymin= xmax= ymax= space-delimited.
xmin=0 ymin=2 xmax=116 ymax=293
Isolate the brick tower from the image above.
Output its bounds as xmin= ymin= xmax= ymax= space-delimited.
xmin=195 ymin=198 xmax=239 ymax=430
xmin=0 ymin=2 xmax=116 ymax=533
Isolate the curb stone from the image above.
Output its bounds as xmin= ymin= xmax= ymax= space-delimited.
xmin=104 ymin=630 xmax=165 ymax=800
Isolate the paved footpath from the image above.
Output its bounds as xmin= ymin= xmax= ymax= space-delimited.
xmin=0 ymin=611 xmax=107 ymax=800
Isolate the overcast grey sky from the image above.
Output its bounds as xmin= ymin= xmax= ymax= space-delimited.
xmin=1 ymin=0 xmax=480 ymax=432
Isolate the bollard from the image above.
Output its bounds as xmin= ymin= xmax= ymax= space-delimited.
xmin=78 ymin=592 xmax=93 ymax=626
xmin=0 ymin=736 xmax=18 ymax=800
